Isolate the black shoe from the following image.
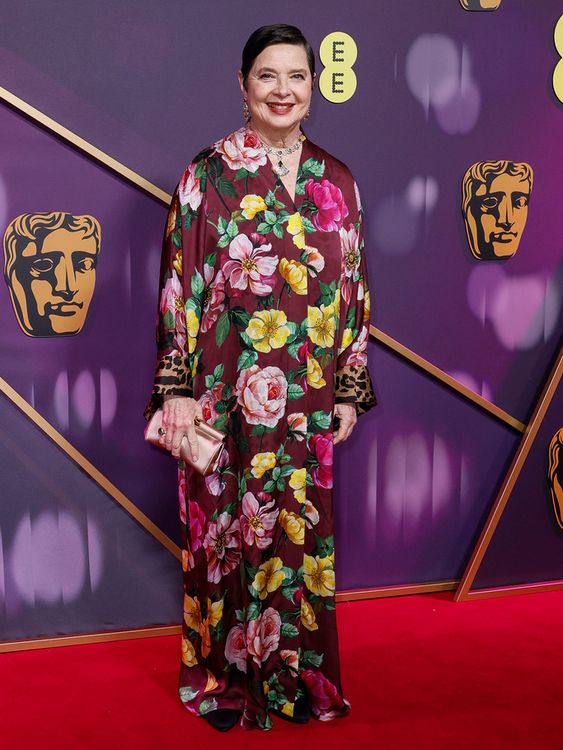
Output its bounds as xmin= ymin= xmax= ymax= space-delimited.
xmin=272 ymin=693 xmax=310 ymax=724
xmin=203 ymin=708 xmax=241 ymax=731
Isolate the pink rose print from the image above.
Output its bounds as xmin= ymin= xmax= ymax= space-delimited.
xmin=199 ymin=382 xmax=225 ymax=425
xmin=344 ymin=325 xmax=368 ymax=366
xmin=203 ymin=511 xmax=242 ymax=583
xmin=309 ymin=433 xmax=333 ymax=489
xmin=222 ymin=234 xmax=278 ymax=297
xmin=287 ymin=412 xmax=307 ymax=441
xmin=225 ymin=623 xmax=247 ymax=672
xmin=200 ymin=265 xmax=226 ymax=333
xmin=188 ymin=500 xmax=206 ymax=553
xmin=159 ymin=272 xmax=186 ymax=351
xmin=236 ymin=365 xmax=288 ymax=428
xmin=178 ymin=161 xmax=203 ymax=211
xmin=204 ymin=448 xmax=230 ymax=497
xmin=305 ymin=178 xmax=349 ymax=232
xmin=339 ymin=223 xmax=361 ymax=305
xmin=178 ymin=468 xmax=187 ymax=525
xmin=246 ymin=607 xmax=281 ymax=666
xmin=240 ymin=491 xmax=279 ymax=549
xmin=300 ymin=669 xmax=348 ymax=719
xmin=214 ymin=127 xmax=267 ymax=173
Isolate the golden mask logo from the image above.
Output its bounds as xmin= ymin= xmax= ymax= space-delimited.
xmin=459 ymin=0 xmax=502 ymax=10
xmin=461 ymin=161 xmax=533 ymax=261
xmin=319 ymin=32 xmax=357 ymax=103
xmin=3 ymin=212 xmax=101 ymax=337
xmin=548 ymin=428 xmax=563 ymax=530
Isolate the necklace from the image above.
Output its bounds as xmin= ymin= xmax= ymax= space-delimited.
xmin=261 ymin=133 xmax=306 ymax=177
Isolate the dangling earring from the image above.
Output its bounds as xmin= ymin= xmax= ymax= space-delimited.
xmin=242 ymin=98 xmax=250 ymax=121
xmin=303 ymin=108 xmax=311 ymax=121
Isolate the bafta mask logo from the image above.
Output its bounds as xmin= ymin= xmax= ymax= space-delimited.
xmin=462 ymin=161 xmax=533 ymax=260
xmin=3 ymin=212 xmax=101 ymax=337
xmin=459 ymin=0 xmax=502 ymax=10
xmin=548 ymin=428 xmax=563 ymax=531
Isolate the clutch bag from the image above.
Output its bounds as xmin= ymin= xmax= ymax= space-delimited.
xmin=145 ymin=408 xmax=225 ymax=476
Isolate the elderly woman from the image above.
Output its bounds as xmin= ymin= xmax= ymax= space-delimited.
xmin=145 ymin=24 xmax=376 ymax=732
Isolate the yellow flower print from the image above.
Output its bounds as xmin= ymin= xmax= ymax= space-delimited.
xmin=279 ymin=509 xmax=305 ymax=545
xmin=279 ymin=258 xmax=307 ymax=295
xmin=186 ymin=307 xmax=199 ymax=354
xmin=172 ymin=249 xmax=182 ymax=277
xmin=364 ymin=287 xmax=371 ymax=322
xmin=281 ymin=702 xmax=295 ymax=717
xmin=303 ymin=554 xmax=335 ymax=597
xmin=307 ymin=352 xmax=326 ymax=389
xmin=334 ymin=288 xmax=341 ymax=318
xmin=308 ymin=304 xmax=336 ymax=348
xmin=251 ymin=452 xmax=277 ymax=478
xmin=184 ymin=594 xmax=203 ymax=631
xmin=190 ymin=350 xmax=200 ymax=379
xmin=252 ymin=556 xmax=286 ymax=599
xmin=204 ymin=670 xmax=219 ymax=693
xmin=166 ymin=205 xmax=178 ymax=239
xmin=246 ymin=309 xmax=290 ymax=353
xmin=207 ymin=596 xmax=224 ymax=628
xmin=286 ymin=212 xmax=306 ymax=249
xmin=289 ymin=468 xmax=306 ymax=504
xmin=240 ymin=194 xmax=268 ymax=220
xmin=338 ymin=328 xmax=354 ymax=355
xmin=300 ymin=595 xmax=319 ymax=632
xmin=181 ymin=635 xmax=198 ymax=667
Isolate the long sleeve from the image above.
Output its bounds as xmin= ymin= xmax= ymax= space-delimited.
xmin=144 ymin=159 xmax=207 ymax=421
xmin=334 ymin=182 xmax=377 ymax=416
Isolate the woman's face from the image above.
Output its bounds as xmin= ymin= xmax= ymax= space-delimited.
xmin=239 ymin=43 xmax=313 ymax=139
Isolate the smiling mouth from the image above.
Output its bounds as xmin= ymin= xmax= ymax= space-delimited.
xmin=267 ymin=102 xmax=295 ymax=114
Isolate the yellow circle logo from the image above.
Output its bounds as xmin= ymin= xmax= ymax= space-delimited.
xmin=553 ymin=15 xmax=563 ymax=104
xmin=319 ymin=32 xmax=358 ymax=103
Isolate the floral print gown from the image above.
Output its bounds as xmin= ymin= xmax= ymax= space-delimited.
xmin=145 ymin=126 xmax=376 ymax=730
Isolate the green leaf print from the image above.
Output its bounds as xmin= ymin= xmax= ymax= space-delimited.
xmin=203 ymin=251 xmax=217 ymax=268
xmin=301 ymin=157 xmax=325 ymax=178
xmin=191 ymin=269 xmax=204 ymax=297
xmin=272 ymin=223 xmax=284 ymax=240
xmin=213 ymin=363 xmax=225 ymax=381
xmin=280 ymin=623 xmax=299 ymax=638
xmin=301 ymin=650 xmax=324 ymax=668
xmin=226 ymin=219 xmax=239 ymax=238
xmin=264 ymin=210 xmax=277 ymax=225
xmin=216 ymin=310 xmax=231 ymax=347
xmin=310 ymin=410 xmax=332 ymax=431
xmin=256 ymin=221 xmax=271 ymax=234
xmin=212 ymin=413 xmax=228 ymax=432
xmin=287 ymin=383 xmax=305 ymax=400
xmin=199 ymin=698 xmax=219 ymax=715
xmin=301 ymin=216 xmax=316 ymax=234
xmin=247 ymin=601 xmax=261 ymax=621
xmin=345 ymin=305 xmax=357 ymax=329
xmin=237 ymin=349 xmax=258 ymax=371
xmin=163 ymin=310 xmax=175 ymax=330
xmin=314 ymin=534 xmax=334 ymax=558
xmin=179 ymin=686 xmax=199 ymax=703
xmin=263 ymin=480 xmax=276 ymax=493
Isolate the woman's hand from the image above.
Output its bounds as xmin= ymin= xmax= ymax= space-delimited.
xmin=160 ymin=396 xmax=204 ymax=461
xmin=333 ymin=403 xmax=357 ymax=445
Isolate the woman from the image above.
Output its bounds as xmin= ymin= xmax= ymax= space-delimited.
xmin=145 ymin=24 xmax=376 ymax=732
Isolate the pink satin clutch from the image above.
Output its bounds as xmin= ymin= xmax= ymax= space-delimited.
xmin=145 ymin=409 xmax=226 ymax=476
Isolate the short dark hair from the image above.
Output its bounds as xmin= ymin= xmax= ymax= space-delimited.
xmin=241 ymin=24 xmax=315 ymax=87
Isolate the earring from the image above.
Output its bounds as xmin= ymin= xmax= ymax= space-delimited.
xmin=242 ymin=98 xmax=250 ymax=121
xmin=303 ymin=108 xmax=311 ymax=121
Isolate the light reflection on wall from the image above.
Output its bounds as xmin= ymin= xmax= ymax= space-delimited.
xmin=381 ymin=430 xmax=459 ymax=543
xmin=405 ymin=34 xmax=481 ymax=134
xmin=73 ymin=370 xmax=96 ymax=429
xmin=52 ymin=368 xmax=119 ymax=432
xmin=6 ymin=510 xmax=103 ymax=610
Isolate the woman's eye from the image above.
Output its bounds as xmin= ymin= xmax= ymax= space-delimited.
xmin=260 ymin=73 xmax=274 ymax=79
xmin=31 ymin=258 xmax=54 ymax=273
xmin=292 ymin=74 xmax=305 ymax=80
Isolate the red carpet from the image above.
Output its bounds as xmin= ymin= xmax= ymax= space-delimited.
xmin=3 ymin=590 xmax=563 ymax=750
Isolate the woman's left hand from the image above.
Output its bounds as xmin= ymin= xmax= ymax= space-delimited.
xmin=333 ymin=403 xmax=357 ymax=444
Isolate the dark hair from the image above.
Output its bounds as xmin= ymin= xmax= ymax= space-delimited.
xmin=241 ymin=24 xmax=315 ymax=87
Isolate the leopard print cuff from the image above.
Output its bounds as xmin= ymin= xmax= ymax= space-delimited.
xmin=143 ymin=352 xmax=194 ymax=421
xmin=334 ymin=364 xmax=377 ymax=416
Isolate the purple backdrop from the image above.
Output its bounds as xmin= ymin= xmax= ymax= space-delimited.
xmin=0 ymin=0 xmax=561 ymax=639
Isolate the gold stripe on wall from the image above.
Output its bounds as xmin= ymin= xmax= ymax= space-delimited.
xmin=371 ymin=325 xmax=527 ymax=433
xmin=463 ymin=579 xmax=563 ymax=601
xmin=0 ymin=85 xmax=171 ymax=204
xmin=454 ymin=350 xmax=562 ymax=601
xmin=0 ymin=625 xmax=182 ymax=653
xmin=0 ymin=85 xmax=528 ymax=433
xmin=0 ymin=376 xmax=182 ymax=562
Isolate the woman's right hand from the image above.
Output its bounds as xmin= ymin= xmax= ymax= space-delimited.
xmin=160 ymin=396 xmax=204 ymax=462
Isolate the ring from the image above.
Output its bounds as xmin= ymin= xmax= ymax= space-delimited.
xmin=158 ymin=427 xmax=167 ymax=437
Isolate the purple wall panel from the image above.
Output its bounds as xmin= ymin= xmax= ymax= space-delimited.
xmin=473 ymin=382 xmax=563 ymax=590
xmin=335 ymin=342 xmax=518 ymax=589
xmin=0 ymin=394 xmax=182 ymax=640
xmin=1 ymin=0 xmax=560 ymax=419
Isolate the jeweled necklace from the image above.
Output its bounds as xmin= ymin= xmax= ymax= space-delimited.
xmin=261 ymin=133 xmax=306 ymax=177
